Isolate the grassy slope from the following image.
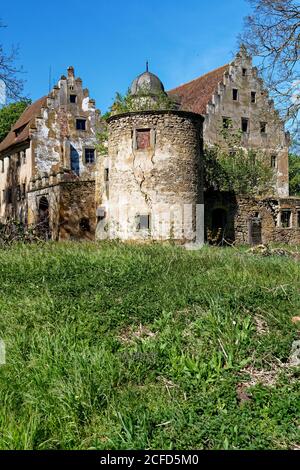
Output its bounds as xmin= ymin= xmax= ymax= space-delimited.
xmin=0 ymin=242 xmax=299 ymax=450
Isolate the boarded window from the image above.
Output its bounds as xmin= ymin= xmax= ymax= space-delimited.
xmin=136 ymin=214 xmax=150 ymax=231
xmin=17 ymin=185 xmax=21 ymax=202
xmin=241 ymin=117 xmax=249 ymax=133
xmin=76 ymin=119 xmax=86 ymax=131
xmin=85 ymin=148 xmax=95 ymax=164
xmin=281 ymin=210 xmax=291 ymax=228
xmin=232 ymin=89 xmax=238 ymax=101
xmin=251 ymin=91 xmax=256 ymax=103
xmin=136 ymin=129 xmax=151 ymax=150
xmin=271 ymin=155 xmax=277 ymax=168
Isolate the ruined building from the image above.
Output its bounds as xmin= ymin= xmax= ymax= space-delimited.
xmin=0 ymin=66 xmax=100 ymax=240
xmin=1 ymin=48 xmax=300 ymax=245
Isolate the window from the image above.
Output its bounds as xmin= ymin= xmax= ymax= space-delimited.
xmin=17 ymin=185 xmax=21 ymax=202
xmin=79 ymin=218 xmax=90 ymax=232
xmin=22 ymin=150 xmax=26 ymax=164
xmin=7 ymin=188 xmax=12 ymax=204
xmin=242 ymin=68 xmax=247 ymax=76
xmin=76 ymin=119 xmax=86 ymax=131
xmin=271 ymin=155 xmax=277 ymax=168
xmin=136 ymin=214 xmax=150 ymax=231
xmin=222 ymin=117 xmax=232 ymax=129
xmin=232 ymin=89 xmax=238 ymax=101
xmin=251 ymin=91 xmax=256 ymax=103
xmin=70 ymin=94 xmax=77 ymax=103
xmin=241 ymin=117 xmax=249 ymax=133
xmin=1 ymin=159 xmax=4 ymax=173
xmin=136 ymin=129 xmax=151 ymax=150
xmin=281 ymin=210 xmax=291 ymax=228
xmin=104 ymin=168 xmax=109 ymax=182
xmin=85 ymin=148 xmax=95 ymax=164
xmin=17 ymin=152 xmax=21 ymax=167
xmin=260 ymin=122 xmax=267 ymax=134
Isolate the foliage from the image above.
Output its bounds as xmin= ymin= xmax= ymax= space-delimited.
xmin=203 ymin=126 xmax=275 ymax=195
xmin=0 ymin=242 xmax=299 ymax=450
xmin=95 ymin=129 xmax=108 ymax=157
xmin=0 ymin=100 xmax=31 ymax=142
xmin=241 ymin=0 xmax=300 ymax=131
xmin=289 ymin=153 xmax=300 ymax=196
xmin=0 ymin=219 xmax=49 ymax=247
xmin=110 ymin=87 xmax=177 ymax=115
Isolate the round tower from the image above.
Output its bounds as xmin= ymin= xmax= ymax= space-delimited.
xmin=97 ymin=71 xmax=204 ymax=244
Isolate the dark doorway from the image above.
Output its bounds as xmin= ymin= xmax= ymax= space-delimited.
xmin=38 ymin=196 xmax=50 ymax=239
xmin=249 ymin=216 xmax=262 ymax=245
xmin=70 ymin=145 xmax=80 ymax=176
xmin=211 ymin=208 xmax=227 ymax=242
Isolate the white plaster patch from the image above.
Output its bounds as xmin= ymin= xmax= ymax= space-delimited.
xmin=82 ymin=97 xmax=90 ymax=112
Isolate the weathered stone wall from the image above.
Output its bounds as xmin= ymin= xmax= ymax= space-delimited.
xmin=96 ymin=110 xmax=204 ymax=243
xmin=27 ymin=173 xmax=95 ymax=241
xmin=204 ymin=49 xmax=289 ymax=197
xmin=31 ymin=67 xmax=101 ymax=180
xmin=205 ymin=191 xmax=300 ymax=245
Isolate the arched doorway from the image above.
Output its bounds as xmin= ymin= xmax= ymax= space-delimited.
xmin=38 ymin=196 xmax=50 ymax=239
xmin=211 ymin=208 xmax=227 ymax=244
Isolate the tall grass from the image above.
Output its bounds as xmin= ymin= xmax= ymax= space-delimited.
xmin=0 ymin=242 xmax=299 ymax=449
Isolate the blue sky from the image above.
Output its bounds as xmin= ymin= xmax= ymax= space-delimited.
xmin=1 ymin=0 xmax=251 ymax=113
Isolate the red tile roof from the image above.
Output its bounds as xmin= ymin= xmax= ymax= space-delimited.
xmin=0 ymin=96 xmax=47 ymax=154
xmin=168 ymin=64 xmax=229 ymax=115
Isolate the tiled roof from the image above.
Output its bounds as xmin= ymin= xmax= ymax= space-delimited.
xmin=0 ymin=96 xmax=47 ymax=154
xmin=168 ymin=64 xmax=229 ymax=115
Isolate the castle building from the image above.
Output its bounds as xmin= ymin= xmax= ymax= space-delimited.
xmin=1 ymin=48 xmax=300 ymax=245
xmin=0 ymin=66 xmax=100 ymax=240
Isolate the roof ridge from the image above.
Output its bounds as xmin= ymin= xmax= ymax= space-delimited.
xmin=168 ymin=64 xmax=229 ymax=93
xmin=12 ymin=96 xmax=47 ymax=131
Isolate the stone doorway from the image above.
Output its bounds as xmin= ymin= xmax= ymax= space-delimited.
xmin=211 ymin=208 xmax=227 ymax=243
xmin=38 ymin=196 xmax=51 ymax=239
xmin=249 ymin=215 xmax=262 ymax=245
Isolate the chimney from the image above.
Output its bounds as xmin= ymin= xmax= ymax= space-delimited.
xmin=67 ymin=66 xmax=75 ymax=78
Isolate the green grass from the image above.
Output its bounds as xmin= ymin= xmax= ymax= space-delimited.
xmin=0 ymin=242 xmax=299 ymax=450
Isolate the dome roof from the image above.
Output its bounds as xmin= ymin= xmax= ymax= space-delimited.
xmin=131 ymin=69 xmax=165 ymax=96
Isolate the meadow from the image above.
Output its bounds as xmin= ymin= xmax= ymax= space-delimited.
xmin=0 ymin=242 xmax=299 ymax=450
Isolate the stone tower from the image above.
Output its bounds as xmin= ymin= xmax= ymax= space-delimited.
xmin=96 ymin=69 xmax=204 ymax=244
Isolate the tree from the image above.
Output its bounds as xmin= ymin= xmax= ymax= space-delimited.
xmin=289 ymin=153 xmax=300 ymax=195
xmin=203 ymin=125 xmax=275 ymax=196
xmin=203 ymin=145 xmax=275 ymax=196
xmin=0 ymin=100 xmax=31 ymax=142
xmin=0 ymin=20 xmax=24 ymax=101
xmin=110 ymin=87 xmax=177 ymax=116
xmin=241 ymin=0 xmax=300 ymax=131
